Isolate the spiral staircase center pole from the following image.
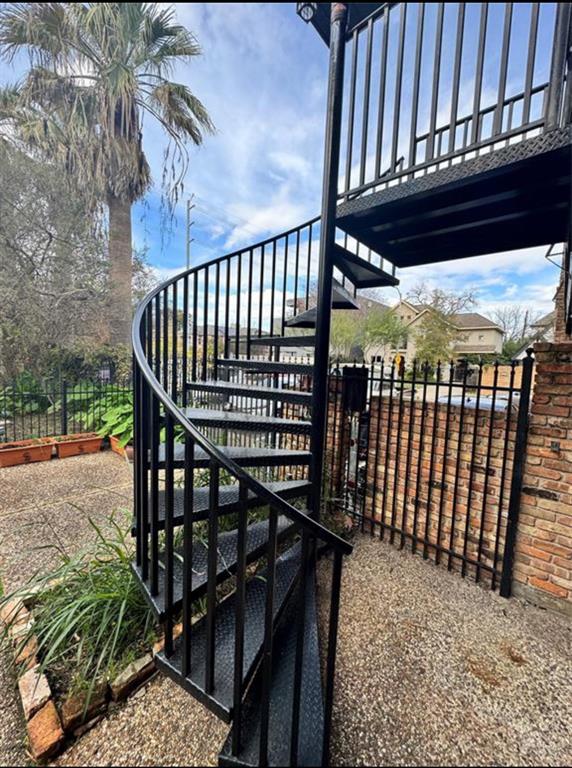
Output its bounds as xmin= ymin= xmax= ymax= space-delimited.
xmin=311 ymin=2 xmax=349 ymax=522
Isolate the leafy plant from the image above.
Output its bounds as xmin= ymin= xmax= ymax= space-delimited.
xmin=98 ymin=397 xmax=134 ymax=448
xmin=0 ymin=372 xmax=51 ymax=418
xmin=49 ymin=382 xmax=132 ymax=434
xmin=1 ymin=514 xmax=156 ymax=706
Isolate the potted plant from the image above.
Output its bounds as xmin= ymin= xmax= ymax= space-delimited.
xmin=98 ymin=398 xmax=134 ymax=460
xmin=54 ymin=432 xmax=103 ymax=459
xmin=0 ymin=437 xmax=55 ymax=468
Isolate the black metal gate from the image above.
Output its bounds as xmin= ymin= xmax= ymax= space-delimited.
xmin=327 ymin=352 xmax=534 ymax=595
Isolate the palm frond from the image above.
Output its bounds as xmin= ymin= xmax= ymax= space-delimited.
xmin=0 ymin=3 xmax=214 ymax=208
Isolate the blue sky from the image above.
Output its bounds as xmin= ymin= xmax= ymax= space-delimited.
xmin=0 ymin=2 xmax=563 ymax=320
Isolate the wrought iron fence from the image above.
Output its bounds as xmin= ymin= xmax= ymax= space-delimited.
xmin=326 ymin=353 xmax=534 ymax=594
xmin=339 ymin=2 xmax=568 ymax=202
xmin=0 ymin=378 xmax=132 ymax=443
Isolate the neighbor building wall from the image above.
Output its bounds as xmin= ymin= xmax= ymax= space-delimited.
xmin=512 ymin=342 xmax=572 ymax=616
xmin=455 ymin=327 xmax=503 ymax=354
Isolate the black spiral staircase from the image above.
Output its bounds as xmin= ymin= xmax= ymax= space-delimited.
xmin=131 ymin=3 xmax=571 ymax=765
xmin=131 ymin=215 xmax=397 ymax=766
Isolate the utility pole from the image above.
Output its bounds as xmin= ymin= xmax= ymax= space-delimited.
xmin=186 ymin=194 xmax=195 ymax=270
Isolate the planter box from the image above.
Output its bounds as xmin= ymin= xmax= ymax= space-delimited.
xmin=109 ymin=436 xmax=133 ymax=461
xmin=55 ymin=433 xmax=103 ymax=459
xmin=0 ymin=439 xmax=54 ymax=468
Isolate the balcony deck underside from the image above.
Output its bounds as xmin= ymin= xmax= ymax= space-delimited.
xmin=336 ymin=128 xmax=571 ymax=268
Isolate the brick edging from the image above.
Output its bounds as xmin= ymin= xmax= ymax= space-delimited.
xmin=2 ymin=596 xmax=159 ymax=762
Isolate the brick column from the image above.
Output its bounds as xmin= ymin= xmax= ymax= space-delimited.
xmin=553 ymin=272 xmax=567 ymax=344
xmin=512 ymin=342 xmax=572 ymax=615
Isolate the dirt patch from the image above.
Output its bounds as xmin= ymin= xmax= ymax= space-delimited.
xmin=465 ymin=654 xmax=507 ymax=688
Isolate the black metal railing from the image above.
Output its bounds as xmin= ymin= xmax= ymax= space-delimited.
xmin=132 ymin=218 xmax=356 ymax=765
xmin=326 ymin=353 xmax=534 ymax=595
xmin=339 ymin=2 xmax=570 ymax=202
xmin=0 ymin=378 xmax=131 ymax=443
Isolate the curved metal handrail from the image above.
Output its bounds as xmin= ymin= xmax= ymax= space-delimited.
xmin=132 ymin=218 xmax=352 ymax=556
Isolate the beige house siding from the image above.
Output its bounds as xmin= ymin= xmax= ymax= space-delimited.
xmin=365 ymin=301 xmax=503 ymax=363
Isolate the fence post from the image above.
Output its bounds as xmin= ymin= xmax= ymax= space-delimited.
xmin=500 ymin=349 xmax=534 ymax=598
xmin=60 ymin=379 xmax=68 ymax=436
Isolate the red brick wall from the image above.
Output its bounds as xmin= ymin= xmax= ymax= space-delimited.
xmin=553 ymin=271 xmax=568 ymax=344
xmin=512 ymin=342 xmax=572 ymax=615
xmin=365 ymin=396 xmax=517 ymax=585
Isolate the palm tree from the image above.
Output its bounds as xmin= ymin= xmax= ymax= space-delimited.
xmin=0 ymin=3 xmax=214 ymax=346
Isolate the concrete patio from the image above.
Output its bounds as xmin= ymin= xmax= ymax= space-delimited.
xmin=0 ymin=452 xmax=570 ymax=766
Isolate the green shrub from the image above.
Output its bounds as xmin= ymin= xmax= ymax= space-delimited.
xmin=1 ymin=514 xmax=156 ymax=705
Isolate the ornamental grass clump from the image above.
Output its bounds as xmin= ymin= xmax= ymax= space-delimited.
xmin=1 ymin=514 xmax=156 ymax=705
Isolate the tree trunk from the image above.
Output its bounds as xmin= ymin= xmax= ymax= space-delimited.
xmin=107 ymin=194 xmax=133 ymax=347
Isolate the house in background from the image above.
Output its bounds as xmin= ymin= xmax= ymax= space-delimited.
xmin=368 ymin=299 xmax=504 ymax=363
xmin=513 ymin=310 xmax=556 ymax=359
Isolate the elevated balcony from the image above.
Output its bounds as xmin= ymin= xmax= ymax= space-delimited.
xmin=300 ymin=2 xmax=572 ymax=268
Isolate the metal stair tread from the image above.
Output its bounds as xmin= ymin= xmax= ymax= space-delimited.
xmin=218 ymin=570 xmax=323 ymax=767
xmin=138 ymin=480 xmax=311 ymax=531
xmin=216 ymin=359 xmax=313 ymax=375
xmin=333 ymin=243 xmax=399 ymax=288
xmin=135 ymin=514 xmax=307 ymax=621
xmin=180 ymin=408 xmax=311 ymax=434
xmin=156 ymin=542 xmax=303 ymax=723
xmin=186 ymin=379 xmax=312 ymax=404
xmin=249 ymin=335 xmax=316 ymax=347
xmin=156 ymin=443 xmax=312 ymax=468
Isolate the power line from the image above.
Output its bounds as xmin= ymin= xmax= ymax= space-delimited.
xmin=193 ymin=196 xmax=261 ymax=238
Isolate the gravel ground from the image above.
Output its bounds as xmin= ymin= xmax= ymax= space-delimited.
xmin=52 ymin=676 xmax=226 ymax=767
xmin=2 ymin=454 xmax=570 ymax=766
xmin=318 ymin=534 xmax=572 ymax=767
xmin=0 ymin=452 xmax=227 ymax=767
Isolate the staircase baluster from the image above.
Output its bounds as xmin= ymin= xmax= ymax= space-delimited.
xmin=182 ymin=434 xmax=195 ymax=677
xmin=258 ymin=244 xmax=265 ymax=338
xmin=235 ymin=254 xmax=242 ymax=359
xmin=162 ymin=288 xmax=169 ymax=392
xmin=202 ymin=267 xmax=209 ymax=381
xmin=140 ymin=310 xmax=151 ymax=581
xmin=182 ymin=275 xmax=189 ymax=409
xmin=205 ymin=461 xmax=220 ymax=693
xmin=258 ymin=506 xmax=278 ymax=767
xmin=164 ymin=411 xmax=175 ymax=657
xmin=289 ymin=529 xmax=310 ymax=767
xmin=171 ymin=281 xmax=178 ymax=403
xmin=231 ymin=481 xmax=249 ymax=756
xmin=192 ymin=272 xmax=198 ymax=382
xmin=224 ymin=258 xmax=231 ymax=360
xmin=150 ymin=389 xmax=160 ymax=596
xmin=247 ymin=249 xmax=253 ymax=358
xmin=281 ymin=235 xmax=288 ymax=336
xmin=133 ymin=356 xmax=141 ymax=568
xmin=214 ymin=261 xmax=220 ymax=380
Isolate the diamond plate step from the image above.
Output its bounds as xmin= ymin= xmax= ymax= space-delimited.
xmin=155 ymin=543 xmax=302 ymax=722
xmin=249 ymin=335 xmax=316 ymax=348
xmin=216 ymin=359 xmax=313 ymax=375
xmin=218 ymin=570 xmax=323 ymax=767
xmin=333 ymin=244 xmax=399 ymax=289
xmin=180 ymin=408 xmax=311 ymax=435
xmin=135 ymin=480 xmax=311 ymax=534
xmin=185 ymin=380 xmax=312 ymax=405
xmin=286 ymin=279 xmax=360 ymax=329
xmin=156 ymin=444 xmax=311 ymax=469
xmin=134 ymin=514 xmax=306 ymax=621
